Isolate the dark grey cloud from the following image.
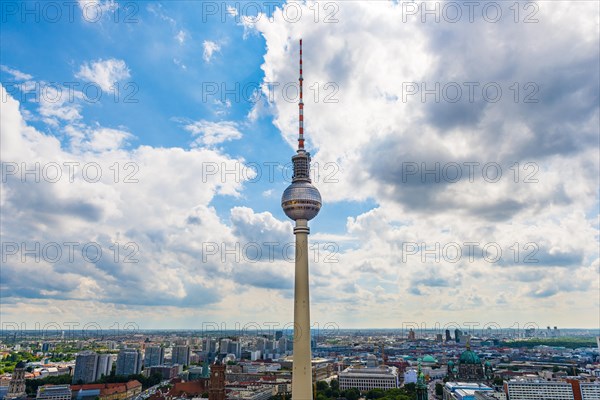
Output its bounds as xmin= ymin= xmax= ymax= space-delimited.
xmin=231 ymin=265 xmax=292 ymax=290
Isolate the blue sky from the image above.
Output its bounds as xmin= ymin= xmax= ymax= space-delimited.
xmin=1 ymin=0 xmax=599 ymax=331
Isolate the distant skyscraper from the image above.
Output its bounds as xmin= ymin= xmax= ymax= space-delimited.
xmin=455 ymin=329 xmax=462 ymax=343
xmin=281 ymin=38 xmax=322 ymax=400
xmin=445 ymin=329 xmax=452 ymax=342
xmin=144 ymin=346 xmax=164 ymax=367
xmin=218 ymin=339 xmax=230 ymax=355
xmin=41 ymin=343 xmax=51 ymax=352
xmin=227 ymin=341 xmax=241 ymax=358
xmin=203 ymin=338 xmax=218 ymax=356
xmin=275 ymin=331 xmax=283 ymax=341
xmin=172 ymin=345 xmax=191 ymax=366
xmin=116 ymin=349 xmax=142 ymax=376
xmin=408 ymin=329 xmax=416 ymax=340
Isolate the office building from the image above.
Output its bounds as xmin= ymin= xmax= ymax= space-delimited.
xmin=504 ymin=379 xmax=574 ymax=400
xmin=172 ymin=346 xmax=191 ymax=366
xmin=116 ymin=349 xmax=142 ymax=376
xmin=338 ymin=365 xmax=399 ymax=391
xmin=444 ymin=382 xmax=493 ymax=400
xmin=73 ymin=353 xmax=112 ymax=384
xmin=145 ymin=346 xmax=165 ymax=367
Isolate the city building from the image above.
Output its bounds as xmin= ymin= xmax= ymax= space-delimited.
xmin=209 ymin=361 xmax=226 ymax=400
xmin=416 ymin=363 xmax=428 ymax=400
xmin=444 ymin=382 xmax=493 ymax=400
xmin=579 ymin=382 xmax=600 ymax=400
xmin=474 ymin=391 xmax=507 ymax=400
xmin=71 ymin=381 xmax=142 ymax=400
xmin=447 ymin=343 xmax=492 ymax=382
xmin=171 ymin=346 xmax=191 ymax=366
xmin=6 ymin=361 xmax=27 ymax=399
xmin=36 ymin=385 xmax=72 ymax=400
xmin=280 ymin=38 xmax=322 ymax=400
xmin=338 ymin=365 xmax=399 ymax=391
xmin=73 ymin=352 xmax=113 ymax=384
xmin=116 ymin=349 xmax=142 ymax=376
xmin=144 ymin=346 xmax=164 ymax=367
xmin=148 ymin=365 xmax=178 ymax=380
xmin=504 ymin=379 xmax=574 ymax=400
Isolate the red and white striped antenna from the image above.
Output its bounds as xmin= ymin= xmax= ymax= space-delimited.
xmin=298 ymin=38 xmax=305 ymax=151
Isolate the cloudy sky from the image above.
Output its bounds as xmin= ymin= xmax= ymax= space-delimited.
xmin=1 ymin=0 xmax=598 ymax=333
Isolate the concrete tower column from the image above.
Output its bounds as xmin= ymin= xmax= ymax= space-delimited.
xmin=292 ymin=219 xmax=312 ymax=400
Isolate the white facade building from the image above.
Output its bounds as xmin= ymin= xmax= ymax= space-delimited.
xmin=338 ymin=365 xmax=399 ymax=391
xmin=505 ymin=380 xmax=574 ymax=400
xmin=580 ymin=382 xmax=600 ymax=400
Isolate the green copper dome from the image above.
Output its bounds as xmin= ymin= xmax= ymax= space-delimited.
xmin=459 ymin=349 xmax=481 ymax=364
xmin=422 ymin=355 xmax=437 ymax=363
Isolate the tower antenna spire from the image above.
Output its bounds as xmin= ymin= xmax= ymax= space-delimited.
xmin=298 ymin=38 xmax=304 ymax=151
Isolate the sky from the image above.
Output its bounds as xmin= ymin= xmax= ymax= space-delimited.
xmin=1 ymin=0 xmax=599 ymax=334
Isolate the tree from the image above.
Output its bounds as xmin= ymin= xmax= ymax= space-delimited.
xmin=343 ymin=388 xmax=360 ymax=400
xmin=366 ymin=388 xmax=385 ymax=399
xmin=404 ymin=383 xmax=416 ymax=394
xmin=316 ymin=381 xmax=329 ymax=391
xmin=435 ymin=383 xmax=444 ymax=397
xmin=330 ymin=379 xmax=339 ymax=391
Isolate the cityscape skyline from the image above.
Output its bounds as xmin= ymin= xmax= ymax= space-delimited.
xmin=1 ymin=0 xmax=599 ymax=331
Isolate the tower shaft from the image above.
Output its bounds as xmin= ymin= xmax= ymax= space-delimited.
xmin=292 ymin=219 xmax=312 ymax=400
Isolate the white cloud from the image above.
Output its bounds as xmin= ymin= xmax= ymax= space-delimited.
xmin=75 ymin=59 xmax=130 ymax=92
xmin=175 ymin=30 xmax=187 ymax=45
xmin=184 ymin=120 xmax=242 ymax=146
xmin=246 ymin=1 xmax=600 ymax=327
xmin=1 ymin=65 xmax=33 ymax=81
xmin=0 ymin=85 xmax=253 ymax=319
xmin=77 ymin=0 xmax=118 ymax=22
xmin=202 ymin=40 xmax=221 ymax=62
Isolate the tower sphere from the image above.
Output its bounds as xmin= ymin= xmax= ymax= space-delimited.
xmin=281 ymin=181 xmax=321 ymax=221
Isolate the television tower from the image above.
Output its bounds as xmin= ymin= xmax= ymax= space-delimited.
xmin=281 ymin=38 xmax=322 ymax=400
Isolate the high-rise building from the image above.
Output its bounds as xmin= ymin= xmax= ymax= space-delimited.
xmin=446 ymin=330 xmax=452 ymax=342
xmin=280 ymin=38 xmax=322 ymax=400
xmin=41 ymin=343 xmax=51 ymax=352
xmin=227 ymin=341 xmax=241 ymax=359
xmin=145 ymin=346 xmax=165 ymax=367
xmin=172 ymin=346 xmax=191 ymax=366
xmin=73 ymin=352 xmax=111 ymax=384
xmin=96 ymin=354 xmax=113 ymax=380
xmin=455 ymin=329 xmax=462 ymax=343
xmin=6 ymin=361 xmax=26 ymax=399
xmin=116 ymin=349 xmax=142 ymax=376
xmin=203 ymin=338 xmax=218 ymax=355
